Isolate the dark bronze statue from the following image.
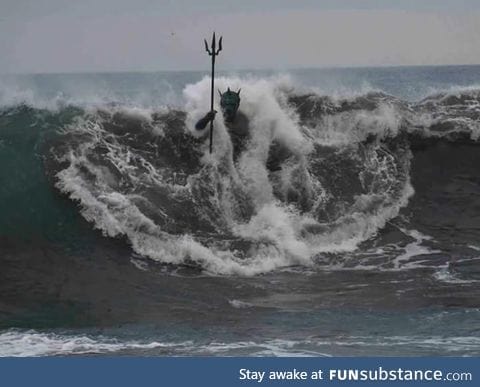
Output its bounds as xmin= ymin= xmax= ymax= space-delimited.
xmin=196 ymin=33 xmax=287 ymax=170
xmin=196 ymin=87 xmax=249 ymax=159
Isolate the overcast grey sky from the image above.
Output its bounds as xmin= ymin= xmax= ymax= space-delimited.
xmin=1 ymin=0 xmax=479 ymax=73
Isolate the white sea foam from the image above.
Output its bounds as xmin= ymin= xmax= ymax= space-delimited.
xmin=2 ymin=329 xmax=478 ymax=357
xmin=392 ymin=229 xmax=441 ymax=270
xmin=52 ymin=75 xmax=420 ymax=275
xmin=433 ymin=265 xmax=479 ymax=284
xmin=0 ymin=330 xmax=184 ymax=357
xmin=311 ymin=103 xmax=406 ymax=146
xmin=0 ymin=329 xmax=330 ymax=357
xmin=228 ymin=299 xmax=254 ymax=309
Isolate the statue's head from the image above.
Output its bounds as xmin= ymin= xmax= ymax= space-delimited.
xmin=219 ymin=87 xmax=241 ymax=122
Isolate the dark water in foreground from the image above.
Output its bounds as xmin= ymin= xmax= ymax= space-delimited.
xmin=1 ymin=65 xmax=480 ymax=356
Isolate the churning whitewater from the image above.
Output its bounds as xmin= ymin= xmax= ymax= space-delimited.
xmin=48 ymin=76 xmax=415 ymax=275
xmin=2 ymin=75 xmax=480 ymax=275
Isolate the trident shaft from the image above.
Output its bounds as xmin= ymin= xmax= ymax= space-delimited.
xmin=204 ymin=32 xmax=222 ymax=154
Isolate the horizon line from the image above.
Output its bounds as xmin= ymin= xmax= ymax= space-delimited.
xmin=2 ymin=63 xmax=480 ymax=77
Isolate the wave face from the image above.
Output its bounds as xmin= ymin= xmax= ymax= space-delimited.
xmin=2 ymin=75 xmax=480 ymax=276
xmin=2 ymin=68 xmax=480 ymax=356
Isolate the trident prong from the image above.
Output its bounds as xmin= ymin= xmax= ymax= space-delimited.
xmin=204 ymin=32 xmax=222 ymax=57
xmin=204 ymin=39 xmax=211 ymax=55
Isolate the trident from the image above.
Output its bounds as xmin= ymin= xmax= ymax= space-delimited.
xmin=204 ymin=32 xmax=222 ymax=154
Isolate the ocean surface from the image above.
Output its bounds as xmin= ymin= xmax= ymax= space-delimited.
xmin=1 ymin=65 xmax=480 ymax=356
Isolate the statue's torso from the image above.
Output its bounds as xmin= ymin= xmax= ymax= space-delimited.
xmin=225 ymin=111 xmax=249 ymax=137
xmin=225 ymin=111 xmax=249 ymax=159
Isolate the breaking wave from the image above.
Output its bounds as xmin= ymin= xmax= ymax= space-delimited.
xmin=2 ymin=75 xmax=480 ymax=275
